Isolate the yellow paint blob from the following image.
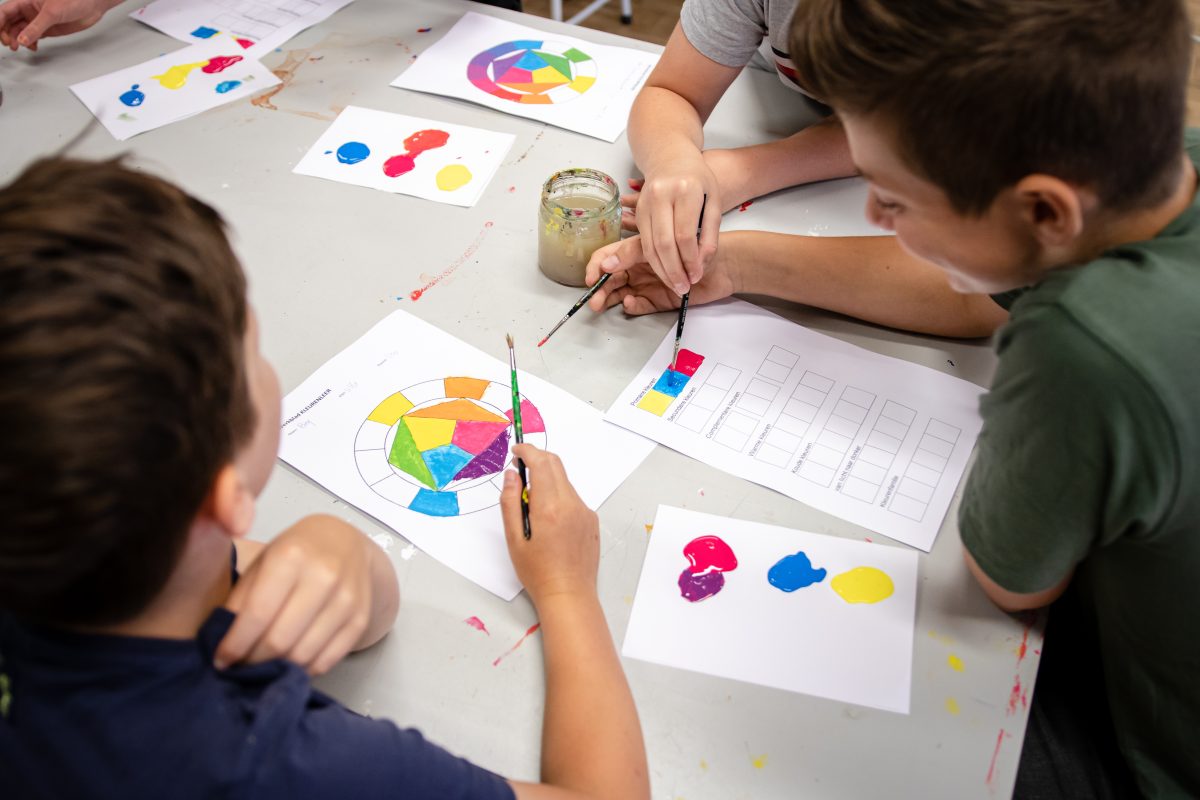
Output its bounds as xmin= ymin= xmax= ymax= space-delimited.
xmin=830 ymin=566 xmax=894 ymax=604
xmin=435 ymin=164 xmax=473 ymax=192
xmin=151 ymin=60 xmax=210 ymax=90
xmin=644 ymin=523 xmax=654 ymax=535
xmin=945 ymin=697 xmax=960 ymax=715
xmin=751 ymin=754 xmax=768 ymax=769
xmin=699 ymin=759 xmax=708 ymax=771
xmin=948 ymin=654 xmax=965 ymax=672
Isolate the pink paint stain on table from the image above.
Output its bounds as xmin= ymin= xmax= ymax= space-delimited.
xmin=463 ymin=616 xmax=490 ymax=635
xmin=738 ymin=200 xmax=754 ymax=212
xmin=407 ymin=222 xmax=494 ymax=301
xmin=202 ymin=55 xmax=243 ymax=73
xmin=492 ymin=622 xmax=541 ymax=666
xmin=986 ymin=728 xmax=1010 ymax=788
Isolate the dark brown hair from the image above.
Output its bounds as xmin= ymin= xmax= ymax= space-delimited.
xmin=0 ymin=158 xmax=255 ymax=626
xmin=790 ymin=0 xmax=1192 ymax=214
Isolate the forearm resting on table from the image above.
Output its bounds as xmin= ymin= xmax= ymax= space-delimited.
xmin=709 ymin=118 xmax=859 ymax=210
xmin=515 ymin=592 xmax=649 ymax=800
xmin=729 ymin=231 xmax=1007 ymax=338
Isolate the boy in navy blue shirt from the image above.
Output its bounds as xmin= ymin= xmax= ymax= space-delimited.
xmin=0 ymin=158 xmax=649 ymax=800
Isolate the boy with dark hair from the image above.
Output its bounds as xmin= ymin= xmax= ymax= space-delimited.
xmin=589 ymin=0 xmax=1199 ymax=796
xmin=0 ymin=158 xmax=649 ymax=800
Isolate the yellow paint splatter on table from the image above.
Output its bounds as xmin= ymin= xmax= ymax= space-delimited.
xmin=751 ymin=754 xmax=768 ymax=769
xmin=945 ymin=697 xmax=961 ymax=715
xmin=948 ymin=654 xmax=965 ymax=672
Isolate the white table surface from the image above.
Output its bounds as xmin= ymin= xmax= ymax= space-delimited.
xmin=0 ymin=2 xmax=1043 ymax=796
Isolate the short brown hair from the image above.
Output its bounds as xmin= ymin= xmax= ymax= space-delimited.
xmin=0 ymin=158 xmax=255 ymax=626
xmin=790 ymin=0 xmax=1192 ymax=214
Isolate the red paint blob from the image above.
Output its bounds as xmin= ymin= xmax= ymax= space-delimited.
xmin=409 ymin=288 xmax=424 ymax=301
xmin=508 ymin=185 xmax=516 ymax=193
xmin=403 ymin=128 xmax=449 ymax=155
xmin=464 ymin=616 xmax=490 ymax=634
xmin=202 ymin=55 xmax=243 ymax=73
xmin=738 ymin=200 xmax=754 ymax=212
xmin=384 ymin=153 xmax=416 ymax=177
xmin=235 ymin=37 xmax=254 ymax=49
xmin=683 ymin=535 xmax=738 ymax=575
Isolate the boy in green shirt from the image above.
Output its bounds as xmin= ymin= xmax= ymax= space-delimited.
xmin=587 ymin=0 xmax=1199 ymax=795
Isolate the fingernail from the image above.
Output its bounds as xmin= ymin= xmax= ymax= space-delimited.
xmin=503 ymin=470 xmax=517 ymax=487
xmin=676 ymin=283 xmax=689 ymax=295
xmin=213 ymin=657 xmax=228 ymax=670
xmin=601 ymin=255 xmax=619 ymax=271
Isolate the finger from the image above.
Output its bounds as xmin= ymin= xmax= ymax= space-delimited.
xmin=621 ymin=210 xmax=638 ymax=233
xmin=627 ymin=178 xmax=644 ymax=191
xmin=499 ymin=469 xmax=526 ymax=549
xmin=623 ymin=293 xmax=667 ymax=316
xmin=645 ymin=200 xmax=690 ymax=296
xmin=673 ymin=191 xmax=705 ymax=283
xmin=215 ymin=558 xmax=302 ymax=668
xmin=588 ymin=269 xmax=629 ymax=312
xmin=243 ymin=574 xmax=337 ymax=664
xmin=288 ymin=584 xmax=364 ymax=668
xmin=307 ymin=619 xmax=366 ymax=676
xmin=698 ymin=190 xmax=722 ymax=273
xmin=16 ymin=9 xmax=54 ymax=48
xmin=584 ymin=239 xmax=621 ymax=286
xmin=619 ymin=193 xmax=639 ymax=209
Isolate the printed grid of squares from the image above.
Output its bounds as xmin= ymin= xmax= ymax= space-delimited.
xmin=887 ymin=418 xmax=961 ymax=521
xmin=797 ymin=385 xmax=876 ymax=487
xmin=674 ymin=364 xmax=740 ymax=432
xmin=754 ymin=370 xmax=834 ymax=467
xmin=711 ymin=346 xmax=799 ymax=451
xmin=839 ymin=400 xmax=916 ymax=503
xmin=212 ymin=0 xmax=320 ymax=39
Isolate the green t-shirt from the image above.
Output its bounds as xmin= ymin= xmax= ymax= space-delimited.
xmin=960 ymin=133 xmax=1200 ymax=798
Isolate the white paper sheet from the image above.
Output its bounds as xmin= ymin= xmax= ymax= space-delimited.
xmin=131 ymin=0 xmax=355 ymax=54
xmin=623 ymin=506 xmax=918 ymax=713
xmin=390 ymin=12 xmax=657 ymax=142
xmin=605 ymin=299 xmax=985 ymax=551
xmin=292 ymin=106 xmax=514 ymax=207
xmin=69 ymin=40 xmax=280 ymax=141
xmin=278 ymin=311 xmax=654 ymax=599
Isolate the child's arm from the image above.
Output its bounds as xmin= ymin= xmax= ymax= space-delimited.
xmin=963 ymin=549 xmax=1072 ymax=612
xmin=626 ymin=22 xmax=741 ymax=293
xmin=586 ymin=230 xmax=1008 ymax=338
xmin=0 ymin=0 xmax=121 ymax=51
xmin=217 ymin=514 xmax=400 ymax=674
xmin=500 ymin=446 xmax=650 ymax=800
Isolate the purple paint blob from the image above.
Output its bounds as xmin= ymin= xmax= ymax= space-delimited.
xmin=679 ymin=567 xmax=725 ymax=602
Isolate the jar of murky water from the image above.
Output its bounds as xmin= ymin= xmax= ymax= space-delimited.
xmin=537 ymin=168 xmax=620 ymax=287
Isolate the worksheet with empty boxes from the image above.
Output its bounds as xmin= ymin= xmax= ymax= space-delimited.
xmin=606 ymin=299 xmax=987 ymax=550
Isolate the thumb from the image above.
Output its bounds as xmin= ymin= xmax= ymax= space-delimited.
xmin=498 ymin=469 xmax=525 ymax=547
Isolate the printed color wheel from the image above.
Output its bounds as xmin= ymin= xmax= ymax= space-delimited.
xmin=467 ymin=39 xmax=597 ymax=104
xmin=354 ymin=377 xmax=547 ymax=517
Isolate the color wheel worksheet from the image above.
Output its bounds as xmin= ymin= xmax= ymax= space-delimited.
xmin=279 ymin=311 xmax=654 ymax=600
xmin=606 ymin=300 xmax=986 ymax=551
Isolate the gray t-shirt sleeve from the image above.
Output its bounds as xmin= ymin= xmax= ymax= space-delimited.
xmin=680 ymin=0 xmax=769 ymax=68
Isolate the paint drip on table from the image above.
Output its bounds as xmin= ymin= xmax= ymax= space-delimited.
xmin=677 ymin=535 xmax=738 ymax=602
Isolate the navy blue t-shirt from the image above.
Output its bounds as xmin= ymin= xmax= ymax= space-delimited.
xmin=0 ymin=607 xmax=515 ymax=800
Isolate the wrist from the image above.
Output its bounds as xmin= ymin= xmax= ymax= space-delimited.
xmin=528 ymin=582 xmax=601 ymax=617
xmin=719 ymin=231 xmax=749 ymax=294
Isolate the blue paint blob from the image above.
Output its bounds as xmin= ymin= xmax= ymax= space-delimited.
xmin=768 ymin=550 xmax=827 ymax=592
xmin=119 ymin=84 xmax=145 ymax=107
xmin=652 ymin=369 xmax=690 ymax=397
xmin=409 ymin=488 xmax=459 ymax=517
xmin=335 ymin=141 xmax=371 ymax=165
xmin=214 ymin=80 xmax=242 ymax=94
xmin=190 ymin=25 xmax=219 ymax=38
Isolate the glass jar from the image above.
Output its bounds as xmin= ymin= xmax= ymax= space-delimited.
xmin=537 ymin=168 xmax=620 ymax=287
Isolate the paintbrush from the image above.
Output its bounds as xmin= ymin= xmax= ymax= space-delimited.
xmin=506 ymin=333 xmax=532 ymax=540
xmin=537 ymin=272 xmax=613 ymax=347
xmin=671 ymin=194 xmax=707 ymax=371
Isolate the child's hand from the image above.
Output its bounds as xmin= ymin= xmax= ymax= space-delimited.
xmin=584 ymin=233 xmax=740 ymax=315
xmin=500 ymin=444 xmax=599 ymax=605
xmin=633 ymin=156 xmax=722 ymax=296
xmin=620 ymin=178 xmax=645 ymax=232
xmin=0 ymin=0 xmax=113 ymax=51
xmin=216 ymin=515 xmax=377 ymax=676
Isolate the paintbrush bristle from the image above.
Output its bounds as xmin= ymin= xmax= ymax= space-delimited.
xmin=506 ymin=332 xmax=514 ymax=349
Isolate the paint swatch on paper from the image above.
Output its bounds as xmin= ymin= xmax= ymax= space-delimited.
xmin=293 ymin=106 xmax=513 ymax=207
xmin=830 ymin=566 xmax=894 ymax=604
xmin=637 ymin=349 xmax=705 ymax=416
xmin=677 ymin=534 xmax=737 ymax=602
xmin=767 ymin=550 xmax=826 ymax=592
xmin=467 ymin=39 xmax=596 ymax=105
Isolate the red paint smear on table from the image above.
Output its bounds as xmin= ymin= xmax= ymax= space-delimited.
xmin=985 ymin=728 xmax=1009 ymax=787
xmin=464 ymin=616 xmax=490 ymax=635
xmin=508 ymin=185 xmax=516 ymax=193
xmin=1007 ymin=675 xmax=1024 ymax=715
xmin=202 ymin=55 xmax=243 ymax=73
xmin=738 ymin=200 xmax=754 ymax=212
xmin=407 ymin=222 xmax=494 ymax=301
xmin=492 ymin=623 xmax=541 ymax=666
xmin=417 ymin=26 xmax=432 ymax=32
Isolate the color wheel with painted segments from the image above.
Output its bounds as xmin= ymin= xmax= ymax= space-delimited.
xmin=467 ymin=39 xmax=597 ymax=105
xmin=354 ymin=377 xmax=546 ymax=517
